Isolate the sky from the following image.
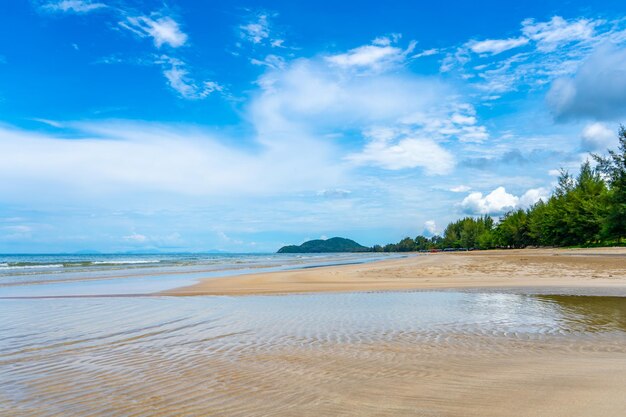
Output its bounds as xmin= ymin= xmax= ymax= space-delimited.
xmin=1 ymin=0 xmax=626 ymax=253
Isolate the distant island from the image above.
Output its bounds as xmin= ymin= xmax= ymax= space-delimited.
xmin=277 ymin=237 xmax=370 ymax=253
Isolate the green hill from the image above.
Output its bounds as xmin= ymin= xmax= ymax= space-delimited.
xmin=277 ymin=237 xmax=370 ymax=253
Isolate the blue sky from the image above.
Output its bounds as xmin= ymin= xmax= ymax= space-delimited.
xmin=1 ymin=0 xmax=626 ymax=253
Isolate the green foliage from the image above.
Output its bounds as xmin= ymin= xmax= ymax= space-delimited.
xmin=383 ymin=243 xmax=399 ymax=252
xmin=394 ymin=237 xmax=414 ymax=252
xmin=441 ymin=216 xmax=495 ymax=249
xmin=380 ymin=235 xmax=443 ymax=252
xmin=371 ymin=244 xmax=384 ymax=252
xmin=527 ymin=200 xmax=550 ymax=245
xmin=593 ymin=125 xmax=626 ymax=242
xmin=277 ymin=237 xmax=370 ymax=253
xmin=497 ymin=162 xmax=608 ymax=247
xmin=495 ymin=209 xmax=530 ymax=248
xmin=414 ymin=235 xmax=431 ymax=251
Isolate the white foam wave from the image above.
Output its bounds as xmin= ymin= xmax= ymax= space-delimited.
xmin=0 ymin=264 xmax=64 ymax=270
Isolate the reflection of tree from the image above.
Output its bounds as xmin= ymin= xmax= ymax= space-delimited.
xmin=535 ymin=295 xmax=626 ymax=333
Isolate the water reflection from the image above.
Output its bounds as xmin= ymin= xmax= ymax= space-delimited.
xmin=536 ymin=295 xmax=626 ymax=332
xmin=2 ymin=292 xmax=624 ymax=360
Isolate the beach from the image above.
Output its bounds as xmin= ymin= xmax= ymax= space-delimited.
xmin=7 ymin=1 xmax=626 ymax=415
xmin=163 ymin=247 xmax=626 ymax=296
xmin=2 ymin=248 xmax=626 ymax=416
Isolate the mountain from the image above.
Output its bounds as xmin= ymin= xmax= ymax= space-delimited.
xmin=277 ymin=237 xmax=370 ymax=253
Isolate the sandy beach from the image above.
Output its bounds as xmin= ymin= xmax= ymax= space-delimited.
xmin=3 ymin=248 xmax=626 ymax=416
xmin=6 ymin=329 xmax=624 ymax=417
xmin=157 ymin=248 xmax=626 ymax=415
xmin=163 ymin=247 xmax=626 ymax=297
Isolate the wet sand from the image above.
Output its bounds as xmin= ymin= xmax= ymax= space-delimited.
xmin=3 ymin=249 xmax=626 ymax=416
xmin=5 ymin=338 xmax=625 ymax=416
xmin=3 ymin=292 xmax=626 ymax=417
xmin=163 ymin=247 xmax=626 ymax=296
xmin=157 ymin=249 xmax=626 ymax=415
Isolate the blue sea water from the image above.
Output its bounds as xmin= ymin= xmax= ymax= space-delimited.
xmin=0 ymin=252 xmax=400 ymax=297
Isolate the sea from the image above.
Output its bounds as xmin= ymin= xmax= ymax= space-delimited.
xmin=0 ymin=252 xmax=398 ymax=297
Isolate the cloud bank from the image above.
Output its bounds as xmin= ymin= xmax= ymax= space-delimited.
xmin=548 ymin=45 xmax=626 ymax=121
xmin=461 ymin=186 xmax=549 ymax=215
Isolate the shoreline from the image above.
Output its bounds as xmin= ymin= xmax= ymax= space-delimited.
xmin=161 ymin=247 xmax=626 ymax=297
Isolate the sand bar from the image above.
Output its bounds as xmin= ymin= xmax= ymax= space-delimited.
xmin=162 ymin=247 xmax=626 ymax=297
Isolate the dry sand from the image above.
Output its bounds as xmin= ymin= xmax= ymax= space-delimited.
xmin=163 ymin=247 xmax=626 ymax=297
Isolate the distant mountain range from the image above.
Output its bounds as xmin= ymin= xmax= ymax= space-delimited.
xmin=277 ymin=237 xmax=370 ymax=253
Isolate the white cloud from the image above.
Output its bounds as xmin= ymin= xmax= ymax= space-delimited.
xmin=4 ymin=225 xmax=32 ymax=233
xmin=351 ymin=138 xmax=454 ymax=174
xmin=461 ymin=186 xmax=548 ymax=215
xmin=251 ymin=51 xmax=489 ymax=175
xmin=347 ymin=132 xmax=454 ymax=174
xmin=1 ymin=46 xmax=474 ymax=213
xmin=461 ymin=187 xmax=518 ymax=215
xmin=250 ymin=54 xmax=286 ymax=70
xmin=467 ymin=37 xmax=529 ymax=55
xmin=253 ymin=60 xmax=454 ymax=132
xmin=580 ymin=122 xmax=617 ymax=151
xmin=31 ymin=118 xmax=64 ymax=128
xmin=123 ymin=233 xmax=147 ymax=243
xmin=423 ymin=220 xmax=437 ymax=235
xmin=325 ymin=37 xmax=416 ymax=72
xmin=522 ymin=16 xmax=598 ymax=52
xmin=372 ymin=34 xmax=401 ymax=46
xmin=0 ymin=122 xmax=344 ymax=201
xmin=41 ymin=0 xmax=107 ymax=13
xmin=41 ymin=4 xmax=201 ymax=98
xmin=471 ymin=52 xmax=531 ymax=93
xmin=449 ymin=185 xmax=471 ymax=193
xmin=240 ymin=13 xmax=270 ymax=44
xmin=441 ymin=16 xmax=624 ymax=96
xmin=2 ymin=225 xmax=33 ymax=240
xmin=120 ymin=15 xmax=188 ymax=48
xmin=400 ymin=103 xmax=489 ymax=143
xmin=547 ymin=45 xmax=626 ymax=121
xmin=412 ymin=48 xmax=439 ymax=58
xmin=439 ymin=47 xmax=472 ymax=72
xmin=159 ymin=56 xmax=222 ymax=100
xmin=270 ymin=39 xmax=285 ymax=48
xmin=317 ymin=189 xmax=351 ymax=198
xmin=518 ymin=187 xmax=550 ymax=208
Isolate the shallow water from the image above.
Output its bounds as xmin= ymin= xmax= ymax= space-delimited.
xmin=1 ymin=292 xmax=625 ymax=415
xmin=0 ymin=252 xmax=397 ymax=297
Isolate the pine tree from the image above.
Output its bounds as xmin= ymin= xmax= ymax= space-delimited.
xmin=593 ymin=126 xmax=626 ymax=243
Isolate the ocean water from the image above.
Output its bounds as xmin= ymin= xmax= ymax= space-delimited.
xmin=0 ymin=252 xmax=398 ymax=297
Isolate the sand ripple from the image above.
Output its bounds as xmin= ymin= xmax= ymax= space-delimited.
xmin=1 ymin=292 xmax=625 ymax=416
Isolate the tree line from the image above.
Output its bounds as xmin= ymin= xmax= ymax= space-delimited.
xmin=373 ymin=126 xmax=626 ymax=252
